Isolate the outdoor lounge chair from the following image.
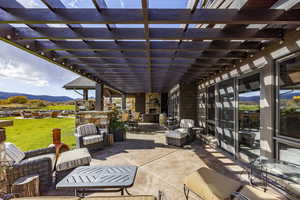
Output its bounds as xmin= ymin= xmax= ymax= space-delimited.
xmin=183 ymin=167 xmax=280 ymax=200
xmin=75 ymin=123 xmax=106 ymax=151
xmin=3 ymin=143 xmax=56 ymax=192
xmin=166 ymin=119 xmax=194 ymax=147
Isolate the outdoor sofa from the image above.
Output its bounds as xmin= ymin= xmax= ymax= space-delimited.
xmin=183 ymin=167 xmax=281 ymax=200
xmin=3 ymin=142 xmax=91 ymax=193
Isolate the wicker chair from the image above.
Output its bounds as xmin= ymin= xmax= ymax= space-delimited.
xmin=166 ymin=119 xmax=195 ymax=147
xmin=75 ymin=123 xmax=106 ymax=151
xmin=5 ymin=146 xmax=56 ymax=193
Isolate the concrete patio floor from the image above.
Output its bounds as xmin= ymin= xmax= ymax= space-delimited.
xmin=46 ymin=131 xmax=284 ymax=200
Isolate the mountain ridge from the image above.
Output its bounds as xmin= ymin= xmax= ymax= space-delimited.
xmin=0 ymin=91 xmax=73 ymax=102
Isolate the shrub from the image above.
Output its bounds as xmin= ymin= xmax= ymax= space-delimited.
xmin=7 ymin=96 xmax=28 ymax=104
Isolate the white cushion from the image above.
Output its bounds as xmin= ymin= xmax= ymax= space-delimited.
xmin=166 ymin=130 xmax=188 ymax=139
xmin=4 ymin=142 xmax=25 ymax=163
xmin=77 ymin=123 xmax=97 ymax=137
xmin=82 ymin=135 xmax=103 ymax=145
xmin=56 ymin=148 xmax=91 ymax=171
xmin=176 ymin=128 xmax=188 ymax=134
xmin=180 ymin=119 xmax=194 ymax=128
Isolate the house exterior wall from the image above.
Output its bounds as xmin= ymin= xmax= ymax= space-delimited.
xmin=198 ymin=30 xmax=300 ymax=159
xmin=168 ymin=30 xmax=300 ymax=161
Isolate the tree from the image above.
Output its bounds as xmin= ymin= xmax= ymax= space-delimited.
xmin=7 ymin=96 xmax=28 ymax=104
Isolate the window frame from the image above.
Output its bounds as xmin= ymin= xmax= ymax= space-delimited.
xmin=275 ymin=51 xmax=300 ymax=160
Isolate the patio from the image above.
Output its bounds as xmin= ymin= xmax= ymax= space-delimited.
xmin=1 ymin=0 xmax=300 ymax=199
xmin=41 ymin=131 xmax=283 ymax=200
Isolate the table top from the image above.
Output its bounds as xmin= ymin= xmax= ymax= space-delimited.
xmin=252 ymin=157 xmax=300 ymax=184
xmin=56 ymin=165 xmax=137 ymax=189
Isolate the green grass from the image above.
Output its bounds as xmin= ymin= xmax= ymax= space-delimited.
xmin=1 ymin=117 xmax=75 ymax=151
xmin=42 ymin=105 xmax=75 ymax=110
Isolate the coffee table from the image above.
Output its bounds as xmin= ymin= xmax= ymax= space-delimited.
xmin=56 ymin=165 xmax=137 ymax=197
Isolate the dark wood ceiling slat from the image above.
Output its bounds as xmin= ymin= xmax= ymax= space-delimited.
xmin=1 ymin=8 xmax=299 ymax=24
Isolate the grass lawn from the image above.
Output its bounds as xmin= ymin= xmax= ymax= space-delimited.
xmin=1 ymin=117 xmax=75 ymax=151
xmin=43 ymin=105 xmax=75 ymax=110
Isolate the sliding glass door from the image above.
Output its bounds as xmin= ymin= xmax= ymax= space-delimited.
xmin=216 ymin=79 xmax=235 ymax=154
xmin=238 ymin=73 xmax=261 ymax=161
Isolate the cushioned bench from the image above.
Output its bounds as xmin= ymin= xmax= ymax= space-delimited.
xmin=183 ymin=167 xmax=280 ymax=200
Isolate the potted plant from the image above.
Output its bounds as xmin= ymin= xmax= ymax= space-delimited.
xmin=110 ymin=107 xmax=127 ymax=142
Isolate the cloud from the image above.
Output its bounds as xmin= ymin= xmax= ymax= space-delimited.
xmin=0 ymin=56 xmax=49 ymax=87
xmin=16 ymin=0 xmax=45 ymax=8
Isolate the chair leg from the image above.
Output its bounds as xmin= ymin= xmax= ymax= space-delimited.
xmin=183 ymin=184 xmax=189 ymax=200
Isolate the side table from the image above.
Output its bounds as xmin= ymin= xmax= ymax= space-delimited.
xmin=12 ymin=174 xmax=39 ymax=197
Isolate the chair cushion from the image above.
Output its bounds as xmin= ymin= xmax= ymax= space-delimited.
xmin=21 ymin=153 xmax=56 ymax=170
xmin=166 ymin=130 xmax=188 ymax=139
xmin=180 ymin=119 xmax=194 ymax=128
xmin=4 ymin=142 xmax=25 ymax=163
xmin=77 ymin=123 xmax=98 ymax=137
xmin=233 ymin=185 xmax=280 ymax=200
xmin=286 ymin=183 xmax=300 ymax=200
xmin=83 ymin=134 xmax=103 ymax=145
xmin=184 ymin=167 xmax=242 ymax=200
xmin=56 ymin=148 xmax=91 ymax=172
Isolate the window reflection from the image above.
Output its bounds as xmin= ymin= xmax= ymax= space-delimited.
xmin=238 ymin=73 xmax=260 ymax=160
xmin=279 ymin=56 xmax=300 ymax=140
xmin=279 ymin=143 xmax=300 ymax=166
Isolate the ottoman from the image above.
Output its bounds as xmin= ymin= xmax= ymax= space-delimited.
xmin=166 ymin=129 xmax=188 ymax=147
xmin=55 ymin=148 xmax=91 ymax=183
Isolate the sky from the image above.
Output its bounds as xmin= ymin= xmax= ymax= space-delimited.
xmin=0 ymin=0 xmax=191 ymax=98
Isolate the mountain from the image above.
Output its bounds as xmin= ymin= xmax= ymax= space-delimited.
xmin=280 ymin=92 xmax=300 ymax=99
xmin=0 ymin=91 xmax=73 ymax=102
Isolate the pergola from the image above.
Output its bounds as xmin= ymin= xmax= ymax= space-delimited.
xmin=0 ymin=0 xmax=300 ymax=94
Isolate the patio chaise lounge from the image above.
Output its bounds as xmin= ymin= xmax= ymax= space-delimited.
xmin=183 ymin=167 xmax=280 ymax=200
xmin=166 ymin=119 xmax=195 ymax=147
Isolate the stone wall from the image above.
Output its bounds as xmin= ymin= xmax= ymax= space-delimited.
xmin=75 ymin=111 xmax=112 ymax=129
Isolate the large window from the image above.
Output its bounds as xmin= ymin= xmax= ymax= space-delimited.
xmin=238 ymin=73 xmax=261 ymax=160
xmin=278 ymin=55 xmax=300 ymax=140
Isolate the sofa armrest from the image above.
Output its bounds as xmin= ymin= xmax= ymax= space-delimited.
xmin=5 ymin=157 xmax=52 ymax=188
xmin=24 ymin=146 xmax=56 ymax=159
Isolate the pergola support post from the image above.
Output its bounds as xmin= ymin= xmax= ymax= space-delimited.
xmin=83 ymin=89 xmax=88 ymax=101
xmin=95 ymin=83 xmax=104 ymax=111
xmin=122 ymin=94 xmax=126 ymax=110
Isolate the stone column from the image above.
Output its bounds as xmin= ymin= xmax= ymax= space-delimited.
xmin=95 ymin=83 xmax=104 ymax=111
xmin=122 ymin=94 xmax=126 ymax=110
xmin=83 ymin=89 xmax=88 ymax=101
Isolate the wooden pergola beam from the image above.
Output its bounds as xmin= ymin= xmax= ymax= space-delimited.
xmin=39 ymin=41 xmax=260 ymax=52
xmin=1 ymin=8 xmax=300 ymax=25
xmin=13 ymin=27 xmax=282 ymax=41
